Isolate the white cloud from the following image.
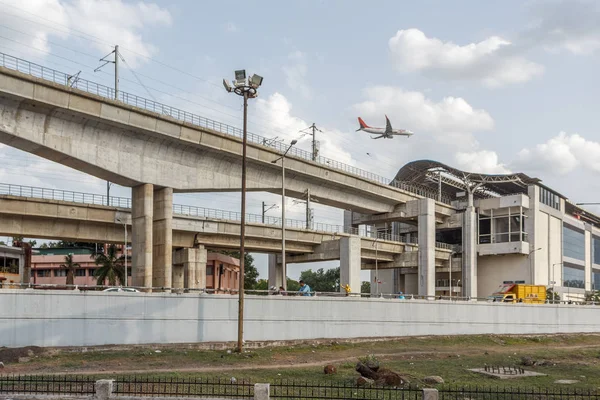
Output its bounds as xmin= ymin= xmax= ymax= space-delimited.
xmin=388 ymin=28 xmax=544 ymax=87
xmin=224 ymin=22 xmax=238 ymax=33
xmin=455 ymin=150 xmax=511 ymax=174
xmin=255 ymin=92 xmax=352 ymax=164
xmin=0 ymin=0 xmax=172 ymax=67
xmin=515 ymin=132 xmax=600 ymax=175
xmin=525 ymin=0 xmax=600 ymax=55
xmin=282 ymin=51 xmax=311 ymax=99
xmin=353 ymin=86 xmax=494 ymax=135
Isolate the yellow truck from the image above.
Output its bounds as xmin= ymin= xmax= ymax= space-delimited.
xmin=488 ymin=284 xmax=547 ymax=304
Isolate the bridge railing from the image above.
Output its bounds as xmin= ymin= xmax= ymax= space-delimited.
xmin=0 ymin=51 xmax=453 ymax=205
xmin=0 ymin=183 xmax=131 ymax=208
xmin=0 ymin=182 xmax=457 ymax=249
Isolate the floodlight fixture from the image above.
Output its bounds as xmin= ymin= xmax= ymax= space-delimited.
xmin=234 ymin=69 xmax=246 ymax=86
xmin=250 ymin=74 xmax=263 ymax=88
xmin=291 ymin=139 xmax=298 ymax=145
xmin=223 ymin=78 xmax=233 ymax=93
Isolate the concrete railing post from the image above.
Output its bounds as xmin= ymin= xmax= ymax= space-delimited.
xmin=254 ymin=383 xmax=270 ymax=400
xmin=422 ymin=388 xmax=439 ymax=400
xmin=94 ymin=379 xmax=114 ymax=400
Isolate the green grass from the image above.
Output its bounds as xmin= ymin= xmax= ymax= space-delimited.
xmin=7 ymin=334 xmax=600 ymax=391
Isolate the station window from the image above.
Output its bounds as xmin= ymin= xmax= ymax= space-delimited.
xmin=539 ymin=187 xmax=560 ymax=210
xmin=563 ymin=263 xmax=585 ymax=289
xmin=563 ymin=224 xmax=585 ymax=261
xmin=75 ymin=269 xmax=87 ymax=277
xmin=479 ymin=207 xmax=527 ymax=244
xmin=54 ymin=269 xmax=67 ymax=277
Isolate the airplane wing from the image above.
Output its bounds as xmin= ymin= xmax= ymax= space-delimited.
xmin=385 ymin=115 xmax=392 ymax=134
xmin=370 ymin=135 xmax=385 ymax=140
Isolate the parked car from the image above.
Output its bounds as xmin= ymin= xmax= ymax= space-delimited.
xmin=102 ymin=287 xmax=140 ymax=293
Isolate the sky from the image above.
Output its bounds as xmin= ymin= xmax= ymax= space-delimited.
xmin=0 ymin=0 xmax=599 ymax=281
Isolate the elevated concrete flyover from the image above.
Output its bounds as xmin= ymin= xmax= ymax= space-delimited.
xmin=0 ymin=65 xmax=455 ymax=216
xmin=0 ymin=194 xmax=451 ymax=293
xmin=0 ymin=53 xmax=455 ymax=294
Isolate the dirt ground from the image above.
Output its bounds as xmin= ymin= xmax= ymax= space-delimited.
xmin=2 ymin=334 xmax=600 ymax=381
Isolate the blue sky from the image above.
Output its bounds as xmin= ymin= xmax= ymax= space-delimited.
xmin=0 ymin=0 xmax=599 ymax=280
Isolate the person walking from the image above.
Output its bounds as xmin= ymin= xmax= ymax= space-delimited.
xmin=298 ymin=280 xmax=312 ymax=296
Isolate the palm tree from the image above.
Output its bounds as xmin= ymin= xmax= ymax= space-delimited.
xmin=60 ymin=254 xmax=81 ymax=287
xmin=92 ymin=244 xmax=124 ymax=286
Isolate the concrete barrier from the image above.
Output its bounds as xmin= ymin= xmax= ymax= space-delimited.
xmin=1 ymin=289 xmax=600 ymax=347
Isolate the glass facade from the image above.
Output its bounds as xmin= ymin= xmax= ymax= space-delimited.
xmin=479 ymin=208 xmax=527 ymax=244
xmin=539 ymin=187 xmax=560 ymax=210
xmin=563 ymin=264 xmax=585 ymax=289
xmin=563 ymin=224 xmax=585 ymax=261
xmin=594 ymin=236 xmax=600 ymax=265
xmin=593 ymin=269 xmax=600 ymax=291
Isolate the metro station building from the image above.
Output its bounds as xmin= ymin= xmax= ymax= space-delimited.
xmin=351 ymin=160 xmax=600 ymax=300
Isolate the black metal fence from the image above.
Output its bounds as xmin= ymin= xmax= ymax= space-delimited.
xmin=113 ymin=376 xmax=253 ymax=398
xmin=0 ymin=374 xmax=96 ymax=395
xmin=438 ymin=385 xmax=600 ymax=399
xmin=270 ymin=380 xmax=421 ymax=400
xmin=1 ymin=375 xmax=600 ymax=399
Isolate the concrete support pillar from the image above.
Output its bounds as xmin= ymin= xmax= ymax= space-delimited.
xmin=254 ymin=383 xmax=270 ymax=400
xmin=187 ymin=246 xmax=207 ymax=289
xmin=340 ymin=236 xmax=361 ymax=294
xmin=173 ymin=246 xmax=207 ymax=290
xmin=418 ymin=198 xmax=436 ymax=297
xmin=132 ymin=184 xmax=153 ymax=289
xmin=371 ymin=269 xmax=395 ymax=295
xmin=153 ymin=187 xmax=173 ymax=290
xmin=268 ymin=254 xmax=283 ymax=289
xmin=462 ymin=193 xmax=477 ymax=298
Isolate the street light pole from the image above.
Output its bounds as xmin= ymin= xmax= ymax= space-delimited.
xmin=374 ymin=239 xmax=379 ymax=296
xmin=271 ymin=140 xmax=297 ymax=291
xmin=116 ymin=217 xmax=127 ymax=286
xmin=223 ymin=70 xmax=263 ymax=354
xmin=528 ymin=247 xmax=542 ymax=284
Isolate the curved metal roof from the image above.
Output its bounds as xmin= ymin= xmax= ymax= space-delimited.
xmin=392 ymin=160 xmax=541 ymax=200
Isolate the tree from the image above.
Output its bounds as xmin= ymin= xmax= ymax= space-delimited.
xmin=12 ymin=236 xmax=37 ymax=247
xmin=286 ymin=278 xmax=300 ymax=292
xmin=220 ymin=251 xmax=259 ymax=289
xmin=546 ymin=288 xmax=560 ymax=303
xmin=299 ymin=267 xmax=340 ymax=293
xmin=361 ymin=281 xmax=371 ymax=294
xmin=92 ymin=244 xmax=124 ymax=286
xmin=60 ymin=253 xmax=81 ymax=287
xmin=585 ymin=290 xmax=600 ymax=303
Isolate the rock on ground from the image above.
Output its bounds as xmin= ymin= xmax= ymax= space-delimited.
xmin=423 ymin=376 xmax=445 ymax=384
xmin=323 ymin=364 xmax=336 ymax=374
xmin=356 ymin=376 xmax=374 ymax=387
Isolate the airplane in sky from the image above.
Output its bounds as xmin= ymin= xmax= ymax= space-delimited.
xmin=356 ymin=116 xmax=413 ymax=139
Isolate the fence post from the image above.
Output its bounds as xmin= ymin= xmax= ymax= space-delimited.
xmin=95 ymin=379 xmax=114 ymax=400
xmin=422 ymin=388 xmax=438 ymax=400
xmin=254 ymin=383 xmax=270 ymax=400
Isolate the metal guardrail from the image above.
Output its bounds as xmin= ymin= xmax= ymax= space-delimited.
xmin=0 ymin=51 xmax=453 ymax=205
xmin=0 ymin=182 xmax=457 ymax=249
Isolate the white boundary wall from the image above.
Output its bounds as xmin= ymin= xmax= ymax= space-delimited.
xmin=2 ymin=290 xmax=600 ymax=347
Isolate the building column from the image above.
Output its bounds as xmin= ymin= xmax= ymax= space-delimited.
xmin=173 ymin=246 xmax=207 ymax=290
xmin=340 ymin=236 xmax=361 ymax=294
xmin=268 ymin=254 xmax=283 ymax=289
xmin=417 ymin=198 xmax=436 ymax=297
xmin=132 ymin=184 xmax=153 ymax=289
xmin=462 ymin=193 xmax=477 ymax=298
xmin=153 ymin=187 xmax=173 ymax=290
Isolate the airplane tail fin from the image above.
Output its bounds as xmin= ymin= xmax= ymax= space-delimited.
xmin=357 ymin=117 xmax=370 ymax=129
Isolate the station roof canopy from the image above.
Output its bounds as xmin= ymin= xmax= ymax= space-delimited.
xmin=392 ymin=160 xmax=542 ymax=200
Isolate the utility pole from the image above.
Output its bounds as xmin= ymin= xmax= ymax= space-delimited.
xmin=95 ymin=45 xmax=120 ymax=203
xmin=300 ymin=123 xmax=322 ymax=161
xmin=305 ymin=188 xmax=312 ymax=229
xmin=261 ymin=202 xmax=278 ymax=224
